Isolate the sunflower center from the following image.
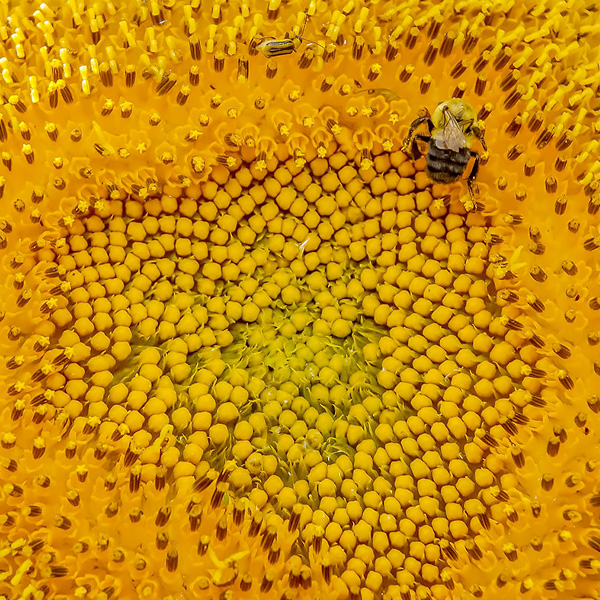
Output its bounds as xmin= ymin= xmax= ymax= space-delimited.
xmin=47 ymin=146 xmax=531 ymax=595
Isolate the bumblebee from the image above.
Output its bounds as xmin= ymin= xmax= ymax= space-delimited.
xmin=403 ymin=99 xmax=486 ymax=198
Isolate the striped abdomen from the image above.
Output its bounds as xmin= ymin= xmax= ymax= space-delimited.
xmin=426 ymin=142 xmax=470 ymax=183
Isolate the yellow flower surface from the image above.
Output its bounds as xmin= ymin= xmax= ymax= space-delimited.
xmin=0 ymin=0 xmax=599 ymax=599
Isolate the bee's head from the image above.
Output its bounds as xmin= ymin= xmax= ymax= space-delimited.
xmin=432 ymin=99 xmax=480 ymax=140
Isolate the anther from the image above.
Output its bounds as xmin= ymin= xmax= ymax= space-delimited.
xmin=300 ymin=567 xmax=312 ymax=589
xmin=440 ymin=32 xmax=455 ymax=56
xmin=35 ymin=475 xmax=50 ymax=488
xmin=261 ymin=524 xmax=277 ymax=551
xmin=553 ymin=155 xmax=567 ymax=172
xmin=452 ymin=82 xmax=466 ymax=98
xmin=494 ymin=45 xmax=512 ymax=70
xmin=99 ymin=64 xmax=113 ymax=87
xmin=440 ymin=539 xmax=458 ymax=560
xmin=5 ymin=483 xmax=23 ymax=496
xmin=289 ymin=504 xmax=302 ymax=532
xmin=193 ymin=469 xmax=217 ymax=492
xmin=500 ymin=69 xmax=519 ymax=91
xmin=450 ymin=60 xmax=468 ymax=78
xmin=423 ymin=41 xmax=439 ymax=66
xmin=166 ymin=550 xmax=178 ymax=572
xmin=22 ymin=145 xmax=34 ymax=164
xmin=466 ymin=539 xmax=483 ymax=560
xmin=546 ymin=436 xmax=560 ymax=457
xmin=503 ymin=543 xmax=517 ymax=561
xmin=405 ymin=27 xmax=419 ymax=49
xmin=590 ymin=397 xmax=600 ymax=417
xmin=240 ymin=574 xmax=252 ymax=591
xmin=1 ymin=458 xmax=17 ymax=472
xmin=260 ymin=572 xmax=274 ymax=593
xmin=32 ymin=437 xmax=46 ymax=458
xmin=233 ymin=500 xmax=245 ymax=526
xmin=504 ymin=85 xmax=525 ymax=109
xmin=352 ymin=37 xmax=364 ymax=60
xmin=536 ymin=124 xmax=555 ymax=148
xmin=124 ymin=445 xmax=141 ymax=467
xmin=507 ymin=144 xmax=524 ymax=160
xmin=478 ymin=512 xmax=491 ymax=530
xmin=588 ymin=194 xmax=600 ymax=215
xmin=478 ymin=103 xmax=493 ymax=120
xmin=543 ymin=176 xmax=557 ymax=193
xmin=554 ymin=425 xmax=567 ymax=443
xmin=556 ymin=130 xmax=574 ymax=151
xmin=197 ymin=535 xmax=209 ymax=555
xmin=0 ymin=514 xmax=14 ymax=527
xmin=73 ymin=541 xmax=88 ymax=554
xmin=266 ymin=541 xmax=280 ymax=564
xmin=561 ymin=260 xmax=578 ymax=275
xmin=54 ymin=515 xmax=72 ymax=530
xmin=530 ymin=266 xmax=547 ymax=282
xmin=214 ymin=53 xmax=225 ymax=72
xmin=156 ymin=532 xmax=169 ymax=550
xmin=156 ymin=74 xmax=177 ymax=96
xmin=189 ymin=37 xmax=202 ymax=60
xmin=500 ymin=417 xmax=518 ymax=435
xmin=528 ymin=242 xmax=546 ymax=255
xmin=480 ymin=432 xmax=499 ymax=447
xmin=189 ymin=505 xmax=202 ymax=531
xmin=323 ymin=45 xmax=336 ymax=62
xmin=155 ymin=507 xmax=171 ymax=527
xmin=572 ymin=412 xmax=589 ymax=434
xmin=249 ymin=512 xmax=263 ymax=537
xmin=134 ymin=559 xmax=146 ymax=571
xmin=266 ymin=61 xmax=278 ymax=79
xmin=129 ymin=508 xmax=141 ymax=523
xmin=210 ymin=482 xmax=228 ymax=509
xmin=420 ymin=75 xmax=431 ymax=94
xmin=558 ymin=370 xmax=574 ymax=389
xmin=216 ymin=516 xmax=227 ymax=540
xmin=474 ymin=76 xmax=486 ymax=96
xmin=541 ymin=474 xmax=554 ymax=491
xmin=510 ymin=446 xmax=524 ymax=468
xmin=129 ymin=466 xmax=141 ymax=493
xmin=553 ymin=343 xmax=571 ymax=358
xmin=589 ymin=536 xmax=600 ymax=552
xmin=399 ymin=64 xmax=414 ymax=82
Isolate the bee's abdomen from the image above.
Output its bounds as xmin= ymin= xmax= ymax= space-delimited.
xmin=426 ymin=143 xmax=470 ymax=183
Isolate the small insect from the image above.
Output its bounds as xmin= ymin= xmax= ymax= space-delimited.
xmin=403 ymin=99 xmax=487 ymax=199
xmin=254 ymin=12 xmax=324 ymax=57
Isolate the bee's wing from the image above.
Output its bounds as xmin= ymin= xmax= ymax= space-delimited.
xmin=436 ymin=119 xmax=466 ymax=153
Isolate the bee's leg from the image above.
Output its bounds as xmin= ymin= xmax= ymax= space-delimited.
xmin=411 ymin=134 xmax=430 ymax=160
xmin=402 ymin=117 xmax=433 ymax=153
xmin=472 ymin=125 xmax=487 ymax=152
xmin=467 ymin=150 xmax=481 ymax=198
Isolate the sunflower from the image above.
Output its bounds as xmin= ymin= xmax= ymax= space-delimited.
xmin=0 ymin=1 xmax=599 ymax=599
